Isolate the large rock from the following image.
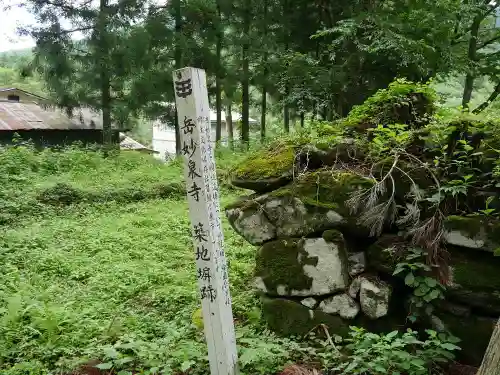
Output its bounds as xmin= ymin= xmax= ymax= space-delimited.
xmin=437 ymin=310 xmax=497 ymax=366
xmin=226 ymin=201 xmax=276 ymax=245
xmin=359 ymin=278 xmax=392 ymax=319
xmin=318 ymin=293 xmax=360 ymax=319
xmin=444 ymin=215 xmax=500 ymax=253
xmin=261 ymin=296 xmax=351 ymax=336
xmin=261 ymin=296 xmax=405 ymax=337
xmin=263 ymin=196 xmax=343 ymax=238
xmin=368 ymin=236 xmax=500 ymax=316
xmin=231 ymin=144 xmax=295 ymax=193
xmin=254 ymin=232 xmax=350 ymax=296
xmin=226 ymin=170 xmax=375 ymax=241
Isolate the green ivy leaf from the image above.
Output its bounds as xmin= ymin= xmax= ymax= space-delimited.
xmin=180 ymin=360 xmax=194 ymax=372
xmin=405 ymin=273 xmax=415 ymax=286
xmin=429 ymin=289 xmax=440 ymax=300
xmin=425 ymin=278 xmax=437 ymax=287
xmin=441 ymin=343 xmax=460 ymax=351
xmin=96 ymin=363 xmax=114 ymax=370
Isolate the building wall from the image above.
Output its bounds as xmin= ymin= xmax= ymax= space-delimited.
xmin=152 ymin=121 xmax=242 ymax=161
xmin=0 ymin=129 xmax=120 ymax=148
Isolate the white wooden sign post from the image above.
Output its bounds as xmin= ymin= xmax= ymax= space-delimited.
xmin=173 ymin=67 xmax=239 ymax=375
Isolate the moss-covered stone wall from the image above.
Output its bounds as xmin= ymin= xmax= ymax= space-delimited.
xmin=225 ymin=80 xmax=500 ymax=367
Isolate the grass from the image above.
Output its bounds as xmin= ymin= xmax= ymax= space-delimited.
xmin=0 ymin=145 xmax=306 ymax=375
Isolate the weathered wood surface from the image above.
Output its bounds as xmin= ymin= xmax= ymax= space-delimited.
xmin=476 ymin=318 xmax=500 ymax=375
xmin=173 ymin=67 xmax=239 ymax=375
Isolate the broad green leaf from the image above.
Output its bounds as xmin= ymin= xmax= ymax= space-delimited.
xmin=405 ymin=273 xmax=415 ymax=286
xmin=96 ymin=363 xmax=113 ymax=370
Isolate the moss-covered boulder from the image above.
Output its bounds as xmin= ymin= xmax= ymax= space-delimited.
xmin=261 ymin=296 xmax=352 ymax=336
xmin=444 ymin=215 xmax=500 ymax=254
xmin=436 ymin=310 xmax=496 ymax=366
xmin=226 ymin=169 xmax=375 ymax=240
xmin=254 ymin=233 xmax=350 ymax=297
xmin=231 ymin=144 xmax=295 ymax=193
xmin=367 ymin=235 xmax=500 ymax=316
xmin=277 ymin=169 xmax=374 ymax=216
xmin=261 ymin=295 xmax=406 ymax=337
xmin=341 ymin=79 xmax=436 ymax=133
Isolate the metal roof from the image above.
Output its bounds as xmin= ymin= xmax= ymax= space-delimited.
xmin=119 ymin=133 xmax=157 ymax=153
xmin=0 ymin=100 xmax=124 ymax=131
xmin=0 ymin=88 xmax=48 ymax=101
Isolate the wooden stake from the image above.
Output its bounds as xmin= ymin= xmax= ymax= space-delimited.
xmin=477 ymin=318 xmax=500 ymax=375
xmin=173 ymin=67 xmax=239 ymax=375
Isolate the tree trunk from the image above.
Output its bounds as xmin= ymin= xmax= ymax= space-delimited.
xmin=241 ymin=0 xmax=250 ymax=147
xmin=473 ymin=80 xmax=500 ymax=114
xmin=260 ymin=0 xmax=268 ymax=142
xmin=261 ymin=86 xmax=266 ymax=142
xmin=215 ymin=0 xmax=222 ymax=143
xmin=462 ymin=15 xmax=481 ymax=110
xmin=174 ymin=0 xmax=182 ymax=155
xmin=98 ymin=0 xmax=112 ymax=154
xmin=300 ymin=112 xmax=304 ymax=127
xmin=283 ymin=0 xmax=290 ymax=133
xmin=226 ymin=102 xmax=234 ymax=150
xmin=477 ymin=318 xmax=500 ymax=375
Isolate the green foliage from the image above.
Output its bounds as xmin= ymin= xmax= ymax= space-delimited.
xmin=368 ymin=123 xmax=413 ymax=157
xmin=343 ymin=79 xmax=437 ymax=132
xmin=331 ymin=327 xmax=460 ymax=375
xmin=393 ymin=248 xmax=446 ymax=322
xmin=0 ymin=145 xmax=317 ymax=375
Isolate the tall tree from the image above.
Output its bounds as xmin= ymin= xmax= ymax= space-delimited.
xmin=458 ymin=1 xmax=500 ymax=110
xmin=174 ymin=0 xmax=183 ymax=155
xmin=20 ymin=0 xmax=147 ymax=148
xmin=240 ymin=0 xmax=251 ymax=146
xmin=260 ymin=0 xmax=268 ymax=141
xmin=215 ymin=0 xmax=223 ymax=143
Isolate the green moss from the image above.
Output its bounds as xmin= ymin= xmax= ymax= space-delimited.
xmin=343 ymin=79 xmax=437 ymax=132
xmin=274 ymin=169 xmax=374 ymax=215
xmin=255 ymin=238 xmax=317 ymax=294
xmin=444 ymin=216 xmax=484 ymax=238
xmin=261 ymin=296 xmax=406 ymax=337
xmin=322 ymin=229 xmax=344 ymax=244
xmin=438 ymin=311 xmax=495 ymax=366
xmin=445 ymin=216 xmax=500 ymax=252
xmin=233 ymin=144 xmax=295 ymax=181
xmin=366 ymin=235 xmax=406 ymax=274
xmin=261 ymin=296 xmax=351 ymax=336
xmin=449 ymin=247 xmax=500 ymax=290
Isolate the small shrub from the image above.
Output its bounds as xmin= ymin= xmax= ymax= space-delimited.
xmin=37 ymin=183 xmax=85 ymax=206
xmin=331 ymin=327 xmax=460 ymax=375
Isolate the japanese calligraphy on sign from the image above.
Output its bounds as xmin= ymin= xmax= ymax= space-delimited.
xmin=173 ymin=67 xmax=239 ymax=375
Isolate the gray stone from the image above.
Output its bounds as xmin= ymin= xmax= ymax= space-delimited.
xmin=254 ymin=236 xmax=350 ymax=297
xmin=301 ymin=297 xmax=317 ymax=309
xmin=348 ymin=252 xmax=366 ymax=276
xmin=232 ymin=174 xmax=292 ymax=194
xmin=348 ymin=276 xmax=364 ymax=299
xmin=263 ymin=196 xmax=344 ymax=238
xmin=226 ymin=205 xmax=276 ymax=245
xmin=443 ymin=216 xmax=500 ymax=253
xmin=318 ymin=293 xmax=360 ymax=319
xmin=359 ymin=278 xmax=391 ymax=319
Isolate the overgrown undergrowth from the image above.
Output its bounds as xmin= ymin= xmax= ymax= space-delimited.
xmin=0 ymin=146 xmax=310 ymax=375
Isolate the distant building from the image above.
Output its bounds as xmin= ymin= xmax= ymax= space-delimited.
xmin=152 ymin=109 xmax=258 ymax=161
xmin=119 ymin=133 xmax=157 ymax=154
xmin=0 ymin=88 xmax=128 ymax=148
xmin=0 ymin=87 xmax=47 ymax=104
